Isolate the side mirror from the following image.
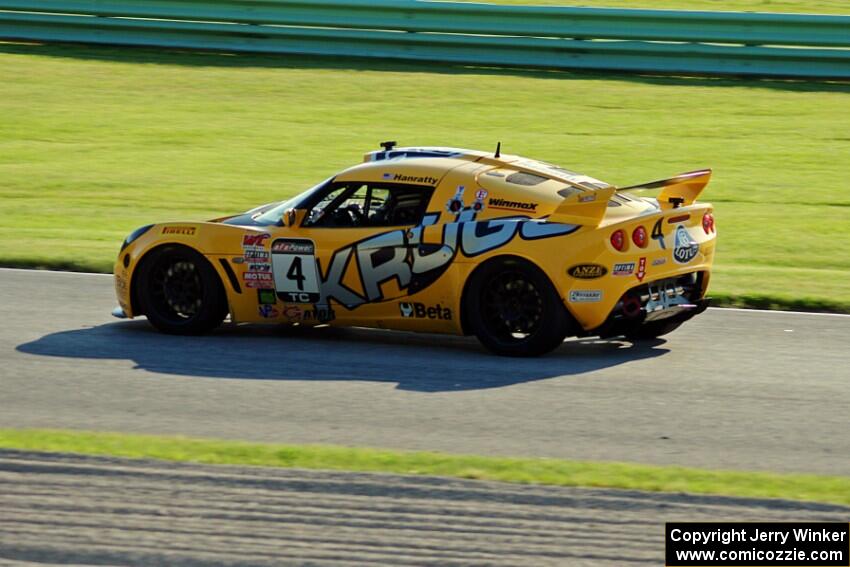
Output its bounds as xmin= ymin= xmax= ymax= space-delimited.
xmin=282 ymin=208 xmax=308 ymax=228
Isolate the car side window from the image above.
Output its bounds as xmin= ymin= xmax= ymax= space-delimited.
xmin=304 ymin=183 xmax=433 ymax=228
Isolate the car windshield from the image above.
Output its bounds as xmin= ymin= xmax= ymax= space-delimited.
xmin=251 ymin=177 xmax=333 ymax=225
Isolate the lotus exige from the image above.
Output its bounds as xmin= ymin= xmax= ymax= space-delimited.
xmin=113 ymin=142 xmax=716 ymax=356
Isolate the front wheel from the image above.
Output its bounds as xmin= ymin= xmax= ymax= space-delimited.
xmin=136 ymin=245 xmax=228 ymax=335
xmin=466 ymin=258 xmax=573 ymax=357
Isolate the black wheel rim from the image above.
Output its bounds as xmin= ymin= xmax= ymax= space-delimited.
xmin=481 ymin=269 xmax=543 ymax=342
xmin=149 ymin=256 xmax=203 ymax=322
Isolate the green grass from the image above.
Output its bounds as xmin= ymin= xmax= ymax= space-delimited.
xmin=480 ymin=0 xmax=849 ymax=14
xmin=2 ymin=429 xmax=849 ymax=506
xmin=0 ymin=42 xmax=848 ymax=311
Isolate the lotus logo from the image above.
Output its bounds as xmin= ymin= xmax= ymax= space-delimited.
xmin=673 ymin=226 xmax=699 ymax=264
xmin=567 ymin=264 xmax=607 ymax=279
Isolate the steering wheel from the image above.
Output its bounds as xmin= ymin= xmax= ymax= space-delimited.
xmin=328 ymin=204 xmax=364 ymax=227
xmin=343 ymin=204 xmax=366 ymax=225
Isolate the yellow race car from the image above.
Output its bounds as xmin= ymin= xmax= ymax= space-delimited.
xmin=113 ymin=142 xmax=716 ymax=356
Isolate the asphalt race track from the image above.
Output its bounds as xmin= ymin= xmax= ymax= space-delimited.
xmin=2 ymin=268 xmax=850 ymax=565
xmin=2 ymin=451 xmax=849 ymax=567
xmin=1 ymin=268 xmax=849 ymax=476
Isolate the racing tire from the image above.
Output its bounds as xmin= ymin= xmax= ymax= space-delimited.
xmin=625 ymin=320 xmax=683 ymax=341
xmin=466 ymin=257 xmax=572 ymax=357
xmin=136 ymin=245 xmax=228 ymax=335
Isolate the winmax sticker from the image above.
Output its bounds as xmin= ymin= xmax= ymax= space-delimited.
xmin=488 ymin=198 xmax=537 ymax=212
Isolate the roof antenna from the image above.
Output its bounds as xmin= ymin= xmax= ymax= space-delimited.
xmin=494 ymin=141 xmax=501 ymax=158
xmin=380 ymin=140 xmax=397 ymax=151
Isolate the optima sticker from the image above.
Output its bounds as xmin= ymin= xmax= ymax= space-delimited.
xmin=612 ymin=262 xmax=635 ymax=276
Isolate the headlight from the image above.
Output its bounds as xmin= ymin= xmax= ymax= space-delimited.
xmin=120 ymin=224 xmax=154 ymax=252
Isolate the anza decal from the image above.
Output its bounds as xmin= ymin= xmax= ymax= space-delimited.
xmin=567 ymin=264 xmax=607 ymax=279
xmin=399 ymin=302 xmax=452 ymax=320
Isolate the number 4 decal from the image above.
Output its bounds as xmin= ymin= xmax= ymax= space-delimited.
xmin=286 ymin=257 xmax=306 ymax=291
xmin=272 ymin=239 xmax=321 ymax=303
xmin=651 ymin=218 xmax=666 ymax=249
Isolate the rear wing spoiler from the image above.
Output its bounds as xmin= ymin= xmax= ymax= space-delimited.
xmin=548 ymin=186 xmax=615 ymax=226
xmin=620 ymin=169 xmax=712 ymax=210
xmin=548 ymin=169 xmax=711 ymax=226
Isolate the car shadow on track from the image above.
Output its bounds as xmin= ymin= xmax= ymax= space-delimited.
xmin=16 ymin=321 xmax=670 ymax=392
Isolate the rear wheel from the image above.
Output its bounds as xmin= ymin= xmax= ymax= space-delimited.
xmin=625 ymin=320 xmax=682 ymax=341
xmin=137 ymin=245 xmax=228 ymax=335
xmin=466 ymin=258 xmax=572 ymax=357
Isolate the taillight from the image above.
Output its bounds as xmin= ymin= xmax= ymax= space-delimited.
xmin=610 ymin=229 xmax=626 ymax=251
xmin=632 ymin=226 xmax=647 ymax=248
xmin=703 ymin=212 xmax=715 ymax=234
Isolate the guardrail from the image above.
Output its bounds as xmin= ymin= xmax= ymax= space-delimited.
xmin=1 ymin=0 xmax=848 ymax=78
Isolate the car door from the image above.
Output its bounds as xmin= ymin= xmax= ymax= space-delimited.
xmin=270 ymin=181 xmax=437 ymax=322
